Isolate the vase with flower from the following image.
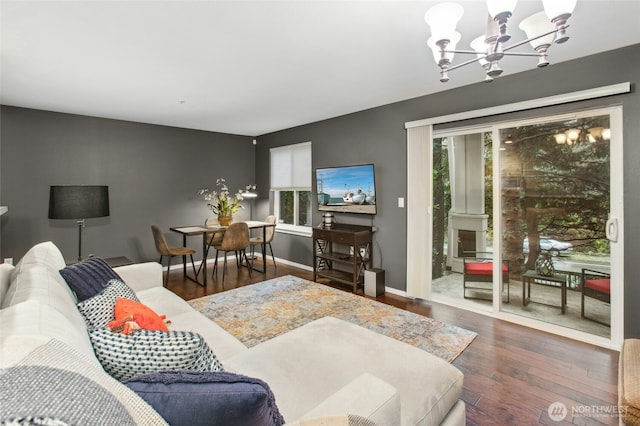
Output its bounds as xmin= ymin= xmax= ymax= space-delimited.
xmin=199 ymin=178 xmax=245 ymax=226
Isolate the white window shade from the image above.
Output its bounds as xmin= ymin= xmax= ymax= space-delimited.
xmin=270 ymin=141 xmax=311 ymax=190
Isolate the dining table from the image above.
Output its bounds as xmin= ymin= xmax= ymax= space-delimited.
xmin=170 ymin=220 xmax=276 ymax=286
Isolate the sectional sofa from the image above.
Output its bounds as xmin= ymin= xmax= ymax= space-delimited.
xmin=0 ymin=241 xmax=465 ymax=425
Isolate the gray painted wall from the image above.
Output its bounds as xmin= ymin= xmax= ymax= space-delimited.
xmin=1 ymin=44 xmax=639 ymax=337
xmin=0 ymin=107 xmax=255 ymax=263
xmin=256 ymin=44 xmax=640 ymax=337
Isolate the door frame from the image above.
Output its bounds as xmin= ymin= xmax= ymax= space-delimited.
xmin=405 ymin=84 xmax=629 ymax=349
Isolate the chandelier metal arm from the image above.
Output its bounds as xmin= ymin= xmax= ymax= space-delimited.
xmin=443 ymin=55 xmax=485 ymax=73
xmin=435 ymin=23 xmax=568 ymax=78
xmin=441 ymin=25 xmax=565 ymax=58
xmin=442 ymin=49 xmax=541 ymax=57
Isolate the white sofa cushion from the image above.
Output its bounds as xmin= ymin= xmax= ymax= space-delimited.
xmin=136 ymin=286 xmax=196 ymax=318
xmin=0 ymin=300 xmax=100 ymax=368
xmin=225 ymin=317 xmax=464 ymax=425
xmin=9 ymin=241 xmax=66 ymax=273
xmin=114 ymin=262 xmax=163 ymax=293
xmin=298 ymin=373 xmax=400 ymax=426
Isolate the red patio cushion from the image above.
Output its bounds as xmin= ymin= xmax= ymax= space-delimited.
xmin=465 ymin=261 xmax=508 ymax=275
xmin=585 ymin=278 xmax=610 ymax=295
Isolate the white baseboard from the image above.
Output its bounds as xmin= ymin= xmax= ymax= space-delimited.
xmin=384 ymin=286 xmax=407 ymax=297
xmin=163 ymin=255 xmax=313 ymax=273
xmin=164 ymin=257 xmax=404 ymax=296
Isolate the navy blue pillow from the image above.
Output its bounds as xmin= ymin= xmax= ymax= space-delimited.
xmin=124 ymin=371 xmax=285 ymax=426
xmin=59 ymin=257 xmax=122 ymax=301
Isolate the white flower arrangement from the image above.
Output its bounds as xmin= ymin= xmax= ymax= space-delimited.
xmin=198 ymin=178 xmax=245 ymax=217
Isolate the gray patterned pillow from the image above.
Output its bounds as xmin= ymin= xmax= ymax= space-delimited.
xmin=76 ymin=279 xmax=139 ymax=329
xmin=88 ymin=328 xmax=224 ymax=381
xmin=0 ymin=339 xmax=167 ymax=425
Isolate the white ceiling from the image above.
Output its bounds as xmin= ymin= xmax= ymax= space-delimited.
xmin=2 ymin=1 xmax=640 ymax=137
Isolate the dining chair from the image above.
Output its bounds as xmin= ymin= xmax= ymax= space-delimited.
xmin=151 ymin=225 xmax=197 ymax=287
xmin=212 ymin=222 xmax=252 ymax=285
xmin=204 ymin=217 xmax=224 ymax=247
xmin=250 ymin=215 xmax=277 ymax=269
xmin=581 ymin=268 xmax=611 ymax=325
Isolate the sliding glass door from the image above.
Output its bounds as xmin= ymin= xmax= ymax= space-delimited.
xmin=430 ymin=106 xmax=623 ymax=347
xmin=497 ymin=109 xmax=620 ymax=341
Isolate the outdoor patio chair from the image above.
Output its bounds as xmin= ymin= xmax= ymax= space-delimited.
xmin=459 ymin=239 xmax=510 ymax=302
xmin=581 ymin=268 xmax=611 ymax=326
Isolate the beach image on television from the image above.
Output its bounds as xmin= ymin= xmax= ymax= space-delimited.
xmin=315 ymin=164 xmax=376 ymax=214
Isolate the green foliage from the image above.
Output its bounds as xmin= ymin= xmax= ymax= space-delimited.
xmin=502 ymin=114 xmax=611 ymax=256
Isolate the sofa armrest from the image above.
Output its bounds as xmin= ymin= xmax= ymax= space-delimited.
xmin=620 ymin=339 xmax=640 ymax=425
xmin=114 ymin=262 xmax=163 ymax=293
xmin=295 ymin=373 xmax=400 ymax=426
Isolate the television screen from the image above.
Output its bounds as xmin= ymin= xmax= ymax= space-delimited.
xmin=315 ymin=164 xmax=376 ymax=214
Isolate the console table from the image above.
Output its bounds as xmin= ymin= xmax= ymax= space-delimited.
xmin=313 ymin=224 xmax=373 ymax=292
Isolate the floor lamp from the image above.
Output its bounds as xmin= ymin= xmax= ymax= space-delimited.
xmin=48 ymin=185 xmax=110 ymax=262
xmin=242 ymin=185 xmax=258 ymax=259
xmin=243 ymin=184 xmax=258 ymax=220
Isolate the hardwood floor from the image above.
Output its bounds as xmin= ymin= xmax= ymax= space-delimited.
xmin=165 ymin=258 xmax=620 ymax=425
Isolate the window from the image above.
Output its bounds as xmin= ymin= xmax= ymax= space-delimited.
xmin=270 ymin=142 xmax=312 ymax=236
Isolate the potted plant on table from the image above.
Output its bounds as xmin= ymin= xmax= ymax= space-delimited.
xmin=198 ymin=178 xmax=245 ymax=226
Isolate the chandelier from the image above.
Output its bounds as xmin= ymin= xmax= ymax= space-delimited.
xmin=554 ymin=127 xmax=611 ymax=146
xmin=424 ymin=0 xmax=577 ymax=83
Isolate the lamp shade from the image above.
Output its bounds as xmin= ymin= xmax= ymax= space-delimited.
xmin=424 ymin=2 xmax=464 ymax=43
xmin=519 ymin=11 xmax=556 ymax=49
xmin=542 ymin=0 xmax=576 ymax=21
xmin=49 ymin=185 xmax=110 ymax=220
xmin=486 ymin=0 xmax=517 ymax=19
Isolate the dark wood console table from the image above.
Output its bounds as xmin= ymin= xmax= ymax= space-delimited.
xmin=312 ymin=224 xmax=373 ymax=292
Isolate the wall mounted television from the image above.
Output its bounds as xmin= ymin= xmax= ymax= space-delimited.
xmin=315 ymin=163 xmax=377 ymax=214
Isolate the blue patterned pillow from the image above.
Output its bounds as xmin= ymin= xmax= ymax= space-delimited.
xmin=60 ymin=257 xmax=122 ymax=301
xmin=77 ymin=279 xmax=139 ymax=329
xmin=124 ymin=371 xmax=285 ymax=426
xmin=88 ymin=328 xmax=224 ymax=382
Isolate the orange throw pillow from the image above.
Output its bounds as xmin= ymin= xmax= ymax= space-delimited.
xmin=108 ymin=298 xmax=169 ymax=334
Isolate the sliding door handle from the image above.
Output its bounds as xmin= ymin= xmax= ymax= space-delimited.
xmin=606 ymin=217 xmax=618 ymax=242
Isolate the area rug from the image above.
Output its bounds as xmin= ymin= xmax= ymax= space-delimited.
xmin=188 ymin=275 xmax=476 ymax=362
